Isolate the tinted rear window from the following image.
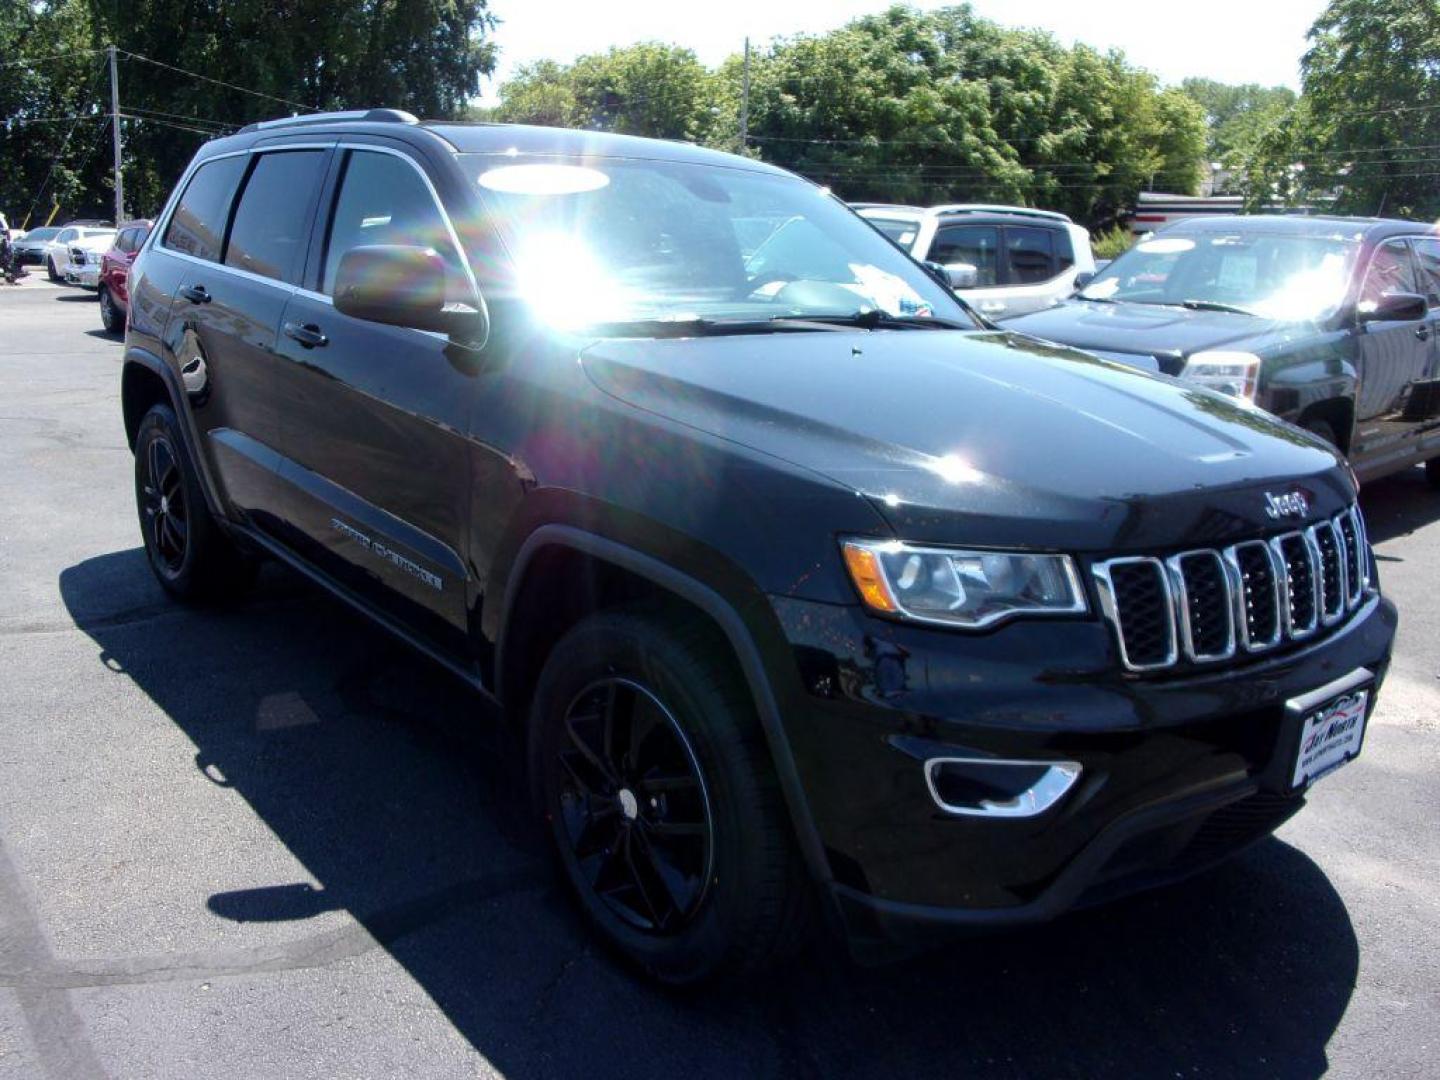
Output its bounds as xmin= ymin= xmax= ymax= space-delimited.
xmin=225 ymin=151 xmax=326 ymax=283
xmin=164 ymin=156 xmax=245 ymax=261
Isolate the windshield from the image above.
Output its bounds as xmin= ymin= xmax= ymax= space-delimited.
xmin=467 ymin=156 xmax=970 ymax=332
xmin=25 ymin=228 xmax=59 ymax=242
xmin=1081 ymin=229 xmax=1361 ymax=321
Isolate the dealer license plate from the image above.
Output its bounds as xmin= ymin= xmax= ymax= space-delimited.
xmin=1291 ymin=683 xmax=1370 ymax=789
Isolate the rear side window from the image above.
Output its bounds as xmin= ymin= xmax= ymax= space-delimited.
xmin=321 ymin=150 xmax=464 ymax=296
xmin=164 ymin=156 xmax=245 ymax=261
xmin=867 ymin=217 xmax=919 ymax=249
xmin=1005 ymin=227 xmax=1057 ymax=284
xmin=225 ymin=151 xmax=327 ymax=283
xmin=930 ymin=225 xmax=999 ymax=286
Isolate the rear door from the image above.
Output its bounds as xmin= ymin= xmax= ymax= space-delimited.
xmin=158 ymin=148 xmax=330 ymax=528
xmin=268 ymin=145 xmax=477 ymax=654
xmin=1404 ymin=237 xmax=1440 ymax=443
xmin=1351 ymin=238 xmax=1433 ymax=467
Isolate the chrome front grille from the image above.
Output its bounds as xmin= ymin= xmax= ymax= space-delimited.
xmin=1095 ymin=506 xmax=1371 ymax=672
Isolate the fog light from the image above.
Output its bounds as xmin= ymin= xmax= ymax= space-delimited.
xmin=924 ymin=758 xmax=1081 ymax=818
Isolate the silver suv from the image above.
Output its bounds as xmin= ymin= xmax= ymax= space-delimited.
xmin=856 ymin=203 xmax=1095 ymax=321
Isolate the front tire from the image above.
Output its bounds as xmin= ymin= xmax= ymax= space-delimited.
xmin=1426 ymin=456 xmax=1440 ymax=490
xmin=46 ymin=257 xmax=60 ymax=283
xmin=134 ymin=403 xmax=255 ymax=601
xmin=530 ymin=611 xmax=811 ymax=985
xmin=99 ymin=285 xmax=124 ymax=335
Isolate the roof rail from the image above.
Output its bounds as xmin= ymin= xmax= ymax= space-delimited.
xmin=237 ymin=108 xmax=419 ymax=134
xmin=932 ymin=203 xmax=1072 ymax=223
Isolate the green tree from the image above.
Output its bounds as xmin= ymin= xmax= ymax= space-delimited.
xmin=1299 ymin=0 xmax=1440 ymax=218
xmin=2 ymin=0 xmax=496 ymax=222
xmin=1179 ymin=78 xmax=1297 ymax=160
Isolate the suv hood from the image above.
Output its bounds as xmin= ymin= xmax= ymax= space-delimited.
xmin=580 ymin=330 xmax=1351 ymax=552
xmin=1006 ymin=300 xmax=1300 ymax=375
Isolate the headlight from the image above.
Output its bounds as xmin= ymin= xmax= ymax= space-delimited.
xmin=1180 ymin=351 xmax=1261 ymax=402
xmin=841 ymin=539 xmax=1087 ymax=628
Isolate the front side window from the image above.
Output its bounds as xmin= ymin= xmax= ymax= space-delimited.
xmin=1412 ymin=238 xmax=1440 ymax=307
xmin=322 ymin=150 xmax=464 ymax=296
xmin=1360 ymin=240 xmax=1421 ymax=307
xmin=1005 ymin=226 xmax=1056 ymax=284
xmin=469 ymin=156 xmax=969 ymax=331
xmin=164 ymin=156 xmax=246 ymax=262
xmin=930 ymin=225 xmax=999 ymax=286
xmin=1081 ymin=228 xmax=1361 ymax=321
xmin=225 ymin=151 xmax=326 ymax=283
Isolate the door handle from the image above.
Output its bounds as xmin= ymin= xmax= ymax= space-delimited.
xmin=1417 ymin=325 xmax=1432 ymax=342
xmin=178 ymin=284 xmax=211 ymax=304
xmin=283 ymin=321 xmax=329 ymax=349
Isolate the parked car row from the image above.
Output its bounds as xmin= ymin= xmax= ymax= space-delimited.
xmin=112 ymin=112 xmax=1398 ymax=985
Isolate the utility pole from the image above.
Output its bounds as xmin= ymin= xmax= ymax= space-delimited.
xmin=740 ymin=37 xmax=750 ymax=154
xmin=108 ymin=44 xmax=125 ymax=224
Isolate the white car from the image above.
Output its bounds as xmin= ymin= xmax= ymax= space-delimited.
xmin=854 ymin=203 xmax=1095 ymax=321
xmin=62 ymin=232 xmax=118 ymax=289
xmin=41 ymin=225 xmax=114 ymax=282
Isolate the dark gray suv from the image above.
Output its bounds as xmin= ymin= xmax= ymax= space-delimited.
xmin=1008 ymin=215 xmax=1440 ymax=486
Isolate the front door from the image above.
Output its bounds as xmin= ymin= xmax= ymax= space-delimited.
xmin=1351 ymin=238 xmax=1434 ymax=469
xmin=269 ymin=146 xmax=479 ymax=656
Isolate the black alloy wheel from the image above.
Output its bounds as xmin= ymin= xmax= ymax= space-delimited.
xmin=555 ymin=677 xmax=714 ymax=934
xmin=133 ymin=403 xmax=256 ymax=601
xmin=139 ymin=432 xmax=188 ymax=577
xmin=47 ymin=257 xmax=60 ymax=283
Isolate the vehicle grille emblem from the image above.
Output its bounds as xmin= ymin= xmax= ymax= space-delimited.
xmin=1264 ymin=490 xmax=1309 ymax=519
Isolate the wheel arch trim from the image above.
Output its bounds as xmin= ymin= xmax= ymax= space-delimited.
xmin=121 ymin=348 xmax=228 ymax=523
xmin=497 ymin=524 xmax=836 ymax=895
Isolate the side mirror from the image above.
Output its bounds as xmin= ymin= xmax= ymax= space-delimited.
xmin=334 ymin=245 xmax=486 ymax=338
xmin=945 ymin=262 xmax=980 ymax=290
xmin=1072 ymin=270 xmax=1096 ymax=292
xmin=1358 ymin=291 xmax=1427 ymax=324
xmin=923 ymin=261 xmax=954 ymax=289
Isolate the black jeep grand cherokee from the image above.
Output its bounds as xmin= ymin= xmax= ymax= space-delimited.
xmin=120 ymin=110 xmax=1396 ymax=985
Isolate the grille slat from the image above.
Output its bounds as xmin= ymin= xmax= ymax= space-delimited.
xmin=1095 ymin=506 xmax=1369 ymax=673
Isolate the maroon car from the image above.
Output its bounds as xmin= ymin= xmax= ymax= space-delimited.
xmin=98 ymin=221 xmax=151 ymax=335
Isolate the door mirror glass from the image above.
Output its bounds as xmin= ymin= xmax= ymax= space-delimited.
xmin=333 ymin=245 xmax=485 ymax=337
xmin=1072 ymin=270 xmax=1096 ymax=292
xmin=945 ymin=262 xmax=980 ymax=290
xmin=1359 ymin=291 xmax=1427 ymax=324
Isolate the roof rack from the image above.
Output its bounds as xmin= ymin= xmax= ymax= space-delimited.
xmin=237 ymin=108 xmax=418 ymax=134
xmin=932 ymin=204 xmax=1072 ymax=223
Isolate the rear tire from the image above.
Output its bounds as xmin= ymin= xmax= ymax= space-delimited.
xmin=99 ymin=285 xmax=125 ymax=335
xmin=134 ymin=403 xmax=256 ymax=602
xmin=530 ymin=610 xmax=812 ymax=986
xmin=1426 ymin=456 xmax=1440 ymax=490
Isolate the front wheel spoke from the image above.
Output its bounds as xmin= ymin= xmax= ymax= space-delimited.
xmin=557 ymin=749 xmax=606 ymax=798
xmin=645 ymin=819 xmax=706 ymax=839
xmin=637 ymin=770 xmax=698 ymax=796
xmin=633 ymin=827 xmax=691 ymax=917
xmin=621 ymin=831 xmax=669 ymax=927
xmin=572 ymin=809 xmax=620 ymax=860
xmin=160 ymin=515 xmax=184 ymax=554
xmin=564 ymin=715 xmax=618 ymax=788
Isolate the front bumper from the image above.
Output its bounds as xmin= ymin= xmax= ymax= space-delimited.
xmin=64 ymin=264 xmax=100 ymax=288
xmin=767 ymin=591 xmax=1397 ymax=952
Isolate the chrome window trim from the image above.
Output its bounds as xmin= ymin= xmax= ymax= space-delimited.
xmin=1165 ymin=549 xmax=1236 ymax=662
xmin=1271 ymin=531 xmax=1319 ymax=639
xmin=1092 ymin=556 xmax=1178 ymax=671
xmin=1222 ymin=539 xmax=1283 ymax=652
xmin=923 ymin=757 xmax=1083 ymax=818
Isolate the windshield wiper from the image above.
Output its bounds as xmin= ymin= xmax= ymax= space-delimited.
xmin=1177 ymin=299 xmax=1255 ymax=316
xmin=775 ymin=310 xmax=974 ymax=331
xmin=1074 ymin=294 xmax=1118 ymax=304
xmin=585 ymin=317 xmax=845 ymax=338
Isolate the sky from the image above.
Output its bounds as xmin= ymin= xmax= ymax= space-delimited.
xmin=477 ymin=0 xmax=1328 ymax=104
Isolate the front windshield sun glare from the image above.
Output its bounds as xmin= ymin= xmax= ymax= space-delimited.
xmin=1081 ymin=231 xmax=1360 ymax=322
xmin=470 ymin=155 xmax=969 ymax=334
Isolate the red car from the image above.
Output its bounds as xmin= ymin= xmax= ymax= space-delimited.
xmin=98 ymin=220 xmax=151 ymax=335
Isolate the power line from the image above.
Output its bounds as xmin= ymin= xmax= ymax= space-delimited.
xmin=117 ymin=50 xmax=319 ymax=113
xmin=0 ymin=47 xmax=109 ymax=69
xmin=122 ymin=105 xmax=235 ymax=132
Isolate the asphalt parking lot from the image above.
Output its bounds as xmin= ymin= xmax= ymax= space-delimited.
xmin=1 ymin=274 xmax=1437 ymax=1079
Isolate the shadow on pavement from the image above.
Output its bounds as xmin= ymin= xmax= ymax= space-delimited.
xmin=1359 ymin=464 xmax=1440 ymax=545
xmin=60 ymin=548 xmax=1359 ymax=1079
